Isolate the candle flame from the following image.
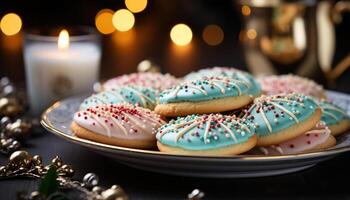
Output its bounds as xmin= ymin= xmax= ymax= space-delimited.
xmin=58 ymin=29 xmax=69 ymax=50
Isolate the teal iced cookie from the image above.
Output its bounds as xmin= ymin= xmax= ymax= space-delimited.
xmin=184 ymin=67 xmax=261 ymax=97
xmin=156 ymin=114 xmax=256 ymax=155
xmin=319 ymin=99 xmax=350 ymax=136
xmin=80 ymin=86 xmax=157 ymax=110
xmin=155 ymin=76 xmax=254 ymax=116
xmin=158 ymin=76 xmax=250 ymax=104
xmin=243 ymin=93 xmax=321 ymax=146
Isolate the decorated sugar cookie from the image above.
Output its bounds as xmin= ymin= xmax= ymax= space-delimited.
xmin=72 ymin=103 xmax=166 ymax=149
xmin=319 ymin=100 xmax=350 ymax=136
xmin=243 ymin=93 xmax=322 ymax=146
xmin=155 ymin=76 xmax=253 ymax=116
xmin=80 ymin=86 xmax=157 ymax=110
xmin=257 ymin=74 xmax=325 ymax=99
xmin=156 ymin=114 xmax=257 ymax=156
xmin=252 ymin=121 xmax=336 ymax=155
xmin=103 ymin=72 xmax=180 ymax=92
xmin=184 ymin=67 xmax=261 ymax=97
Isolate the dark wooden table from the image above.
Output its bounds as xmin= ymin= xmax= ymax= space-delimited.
xmin=0 ymin=127 xmax=350 ymax=200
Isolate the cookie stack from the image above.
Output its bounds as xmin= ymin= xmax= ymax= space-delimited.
xmin=71 ymin=68 xmax=350 ymax=156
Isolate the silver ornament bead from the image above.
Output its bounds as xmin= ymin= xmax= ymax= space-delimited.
xmin=32 ymin=155 xmax=42 ymax=166
xmin=51 ymin=156 xmax=62 ymax=167
xmin=83 ymin=173 xmax=99 ymax=188
xmin=188 ymin=189 xmax=205 ymax=200
xmin=6 ymin=119 xmax=32 ymax=139
xmin=7 ymin=139 xmax=20 ymax=152
xmin=30 ymin=191 xmax=45 ymax=200
xmin=0 ymin=116 xmax=11 ymax=128
xmin=0 ymin=166 xmax=7 ymax=174
xmin=58 ymin=164 xmax=74 ymax=177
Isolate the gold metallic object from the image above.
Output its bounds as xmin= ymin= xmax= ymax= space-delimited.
xmin=239 ymin=0 xmax=350 ymax=82
xmin=8 ymin=150 xmax=32 ymax=169
xmin=0 ymin=97 xmax=22 ymax=116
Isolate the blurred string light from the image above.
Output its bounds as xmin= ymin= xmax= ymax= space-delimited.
xmin=0 ymin=13 xmax=22 ymax=36
xmin=112 ymin=9 xmax=135 ymax=32
xmin=241 ymin=5 xmax=251 ymax=16
xmin=170 ymin=24 xmax=192 ymax=46
xmin=202 ymin=24 xmax=224 ymax=46
xmin=95 ymin=9 xmax=115 ymax=34
xmin=125 ymin=0 xmax=147 ymax=13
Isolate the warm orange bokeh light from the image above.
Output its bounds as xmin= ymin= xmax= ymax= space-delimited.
xmin=247 ymin=29 xmax=257 ymax=40
xmin=241 ymin=5 xmax=251 ymax=16
xmin=202 ymin=24 xmax=224 ymax=46
xmin=112 ymin=9 xmax=135 ymax=32
xmin=125 ymin=0 xmax=147 ymax=13
xmin=170 ymin=24 xmax=193 ymax=46
xmin=0 ymin=13 xmax=22 ymax=36
xmin=95 ymin=9 xmax=115 ymax=34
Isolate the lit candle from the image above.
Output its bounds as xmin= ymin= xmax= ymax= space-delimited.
xmin=24 ymin=29 xmax=101 ymax=116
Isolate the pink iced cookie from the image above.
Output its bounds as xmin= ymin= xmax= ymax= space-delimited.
xmin=257 ymin=121 xmax=336 ymax=155
xmin=71 ymin=103 xmax=166 ymax=149
xmin=257 ymin=74 xmax=325 ymax=99
xmin=103 ymin=72 xmax=180 ymax=92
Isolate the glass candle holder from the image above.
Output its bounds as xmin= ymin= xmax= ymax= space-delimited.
xmin=23 ymin=27 xmax=101 ymax=116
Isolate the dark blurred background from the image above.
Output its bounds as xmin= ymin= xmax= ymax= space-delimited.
xmin=0 ymin=0 xmax=349 ymax=91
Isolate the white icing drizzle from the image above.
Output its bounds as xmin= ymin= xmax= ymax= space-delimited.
xmin=187 ymin=85 xmax=208 ymax=95
xmin=90 ymin=95 xmax=110 ymax=104
xmin=322 ymin=104 xmax=348 ymax=116
xmin=172 ymin=86 xmax=181 ymax=97
xmin=208 ymin=81 xmax=226 ymax=94
xmin=203 ymin=117 xmax=212 ymax=144
xmin=271 ymin=98 xmax=304 ymax=107
xmin=89 ymin=114 xmax=111 ymax=137
xmin=269 ymin=102 xmax=299 ymax=123
xmin=124 ymin=86 xmax=156 ymax=106
xmin=218 ymin=122 xmax=238 ymax=142
xmin=259 ymin=107 xmax=272 ymax=133
xmin=124 ymin=113 xmax=149 ymax=133
xmin=259 ymin=147 xmax=269 ymax=155
xmin=322 ymin=110 xmax=338 ymax=120
xmin=109 ymin=116 xmax=129 ymax=136
xmin=241 ymin=124 xmax=251 ymax=134
xmin=175 ymin=122 xmax=200 ymax=142
xmin=104 ymin=91 xmax=127 ymax=102
xmin=210 ymin=79 xmax=244 ymax=95
xmin=75 ymin=103 xmax=164 ymax=138
xmin=270 ymin=145 xmax=284 ymax=154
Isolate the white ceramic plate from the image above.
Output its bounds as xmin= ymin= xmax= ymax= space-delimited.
xmin=41 ymin=90 xmax=350 ymax=178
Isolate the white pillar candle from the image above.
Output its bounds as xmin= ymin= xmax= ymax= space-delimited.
xmin=24 ymin=30 xmax=101 ymax=116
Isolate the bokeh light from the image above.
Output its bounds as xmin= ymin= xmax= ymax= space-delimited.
xmin=125 ymin=0 xmax=147 ymax=13
xmin=95 ymin=9 xmax=115 ymax=34
xmin=170 ymin=24 xmax=193 ymax=46
xmin=247 ymin=29 xmax=257 ymax=40
xmin=202 ymin=24 xmax=224 ymax=46
xmin=112 ymin=9 xmax=135 ymax=32
xmin=241 ymin=5 xmax=251 ymax=16
xmin=0 ymin=13 xmax=22 ymax=36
